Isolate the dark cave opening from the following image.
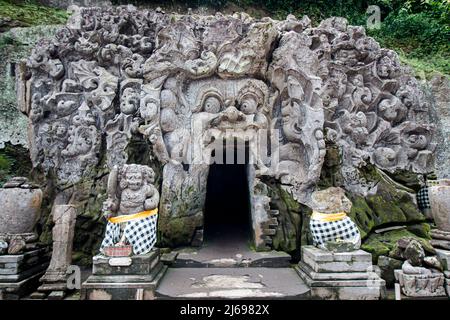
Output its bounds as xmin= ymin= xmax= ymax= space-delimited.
xmin=203 ymin=141 xmax=252 ymax=244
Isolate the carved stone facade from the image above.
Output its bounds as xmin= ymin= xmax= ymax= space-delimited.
xmin=21 ymin=7 xmax=435 ymax=250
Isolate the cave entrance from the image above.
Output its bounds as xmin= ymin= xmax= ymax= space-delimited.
xmin=203 ymin=139 xmax=252 ymax=248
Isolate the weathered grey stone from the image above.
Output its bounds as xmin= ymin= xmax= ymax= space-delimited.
xmin=0 ymin=248 xmax=49 ymax=275
xmin=160 ymin=252 xmax=178 ymax=266
xmin=428 ymin=180 xmax=450 ymax=232
xmin=0 ymin=263 xmax=48 ymax=283
xmin=48 ymin=290 xmax=66 ymax=300
xmin=156 ymin=267 xmax=310 ymax=299
xmin=297 ymin=245 xmax=385 ymax=299
xmin=0 ymin=180 xmax=43 ymax=234
xmin=0 ymin=271 xmax=45 ymax=300
xmin=295 ymin=265 xmax=384 ymax=300
xmin=429 ymin=74 xmax=450 ymax=179
xmin=297 ymin=261 xmax=376 ymax=281
xmin=0 ymin=25 xmax=62 ymax=150
xmin=0 ymin=241 xmax=7 ymax=255
xmin=39 ymin=204 xmax=77 ymax=291
xmin=394 ymin=269 xmax=446 ymax=297
xmin=7 ymin=239 xmax=26 ymax=255
xmin=22 ymin=6 xmax=437 ymax=252
xmin=29 ymin=291 xmax=47 ymax=299
xmin=81 ymin=264 xmax=167 ymax=300
xmin=435 ymin=249 xmax=450 ymax=270
xmin=377 ymin=255 xmax=403 ymax=287
xmin=301 ymin=246 xmax=372 ymax=273
xmin=93 ymin=250 xmax=160 ymax=275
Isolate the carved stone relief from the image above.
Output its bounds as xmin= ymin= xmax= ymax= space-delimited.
xmin=22 ymin=7 xmax=435 ymax=248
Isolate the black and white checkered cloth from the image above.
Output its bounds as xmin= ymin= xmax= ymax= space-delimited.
xmin=310 ymin=216 xmax=360 ymax=247
xmin=417 ymin=186 xmax=430 ymax=210
xmin=100 ymin=214 xmax=158 ymax=255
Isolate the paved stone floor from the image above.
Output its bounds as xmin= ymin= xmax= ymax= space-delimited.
xmin=156 ymin=267 xmax=310 ymax=299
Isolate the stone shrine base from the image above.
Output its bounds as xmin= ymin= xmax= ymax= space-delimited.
xmin=81 ymin=249 xmax=167 ymax=300
xmin=394 ymin=270 xmax=446 ymax=297
xmin=0 ymin=248 xmax=49 ymax=300
xmin=295 ymin=246 xmax=385 ymax=300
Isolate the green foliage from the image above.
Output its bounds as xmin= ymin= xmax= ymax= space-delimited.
xmin=0 ymin=143 xmax=32 ymax=187
xmin=0 ymin=0 xmax=69 ymax=27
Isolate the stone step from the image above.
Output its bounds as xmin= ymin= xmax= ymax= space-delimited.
xmin=155 ymin=267 xmax=310 ymax=299
xmin=172 ymin=248 xmax=291 ymax=268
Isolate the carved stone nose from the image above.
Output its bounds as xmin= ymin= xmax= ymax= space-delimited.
xmin=224 ymin=106 xmax=240 ymax=122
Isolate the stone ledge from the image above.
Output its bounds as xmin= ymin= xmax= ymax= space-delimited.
xmin=0 ymin=262 xmax=49 ymax=283
xmin=0 ymin=271 xmax=45 ymax=300
xmin=297 ymin=261 xmax=376 ymax=281
xmin=81 ymin=265 xmax=167 ymax=300
xmin=93 ymin=250 xmax=160 ymax=276
xmin=296 ymin=266 xmax=385 ymax=288
xmin=302 ymin=246 xmax=372 ymax=263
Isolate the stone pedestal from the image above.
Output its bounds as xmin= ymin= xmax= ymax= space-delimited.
xmin=0 ymin=248 xmax=50 ymax=300
xmin=295 ymin=246 xmax=385 ymax=300
xmin=81 ymin=248 xmax=167 ymax=300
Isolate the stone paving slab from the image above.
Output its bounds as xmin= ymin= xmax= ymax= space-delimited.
xmin=173 ymin=247 xmax=291 ymax=268
xmin=156 ymin=267 xmax=310 ymax=299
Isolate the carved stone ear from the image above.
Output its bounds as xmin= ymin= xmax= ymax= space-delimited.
xmin=145 ymin=167 xmax=155 ymax=184
xmin=118 ymin=165 xmax=128 ymax=190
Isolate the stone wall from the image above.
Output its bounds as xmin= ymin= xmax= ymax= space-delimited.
xmin=0 ymin=26 xmax=62 ymax=149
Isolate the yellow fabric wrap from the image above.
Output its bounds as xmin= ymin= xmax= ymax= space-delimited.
xmin=311 ymin=211 xmax=347 ymax=222
xmin=107 ymin=208 xmax=158 ymax=224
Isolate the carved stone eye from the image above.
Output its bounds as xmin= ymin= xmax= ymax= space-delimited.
xmin=239 ymin=96 xmax=258 ymax=114
xmin=203 ymin=96 xmax=221 ymax=113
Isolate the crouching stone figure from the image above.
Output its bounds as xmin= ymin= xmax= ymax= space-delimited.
xmin=100 ymin=164 xmax=159 ymax=256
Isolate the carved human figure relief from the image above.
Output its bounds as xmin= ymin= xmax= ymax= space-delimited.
xmin=100 ymin=164 xmax=159 ymax=256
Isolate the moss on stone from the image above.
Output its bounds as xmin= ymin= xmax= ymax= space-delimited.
xmin=0 ymin=0 xmax=69 ymax=29
xmin=361 ymin=228 xmax=434 ymax=264
xmin=347 ymin=165 xmax=426 ymax=238
xmin=158 ymin=214 xmax=203 ymax=247
xmin=264 ymin=181 xmax=302 ymax=256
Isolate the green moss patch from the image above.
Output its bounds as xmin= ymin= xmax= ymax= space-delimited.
xmin=362 ymin=227 xmax=434 ymax=263
xmin=0 ymin=0 xmax=68 ymax=29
